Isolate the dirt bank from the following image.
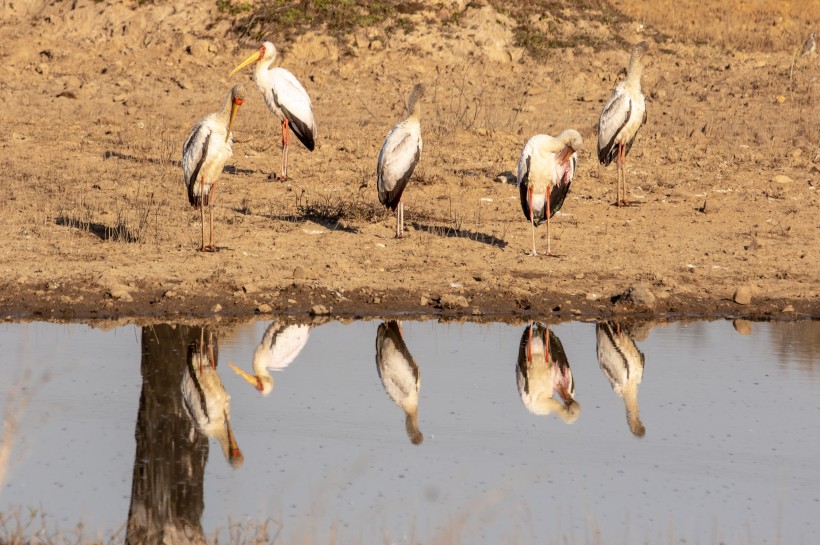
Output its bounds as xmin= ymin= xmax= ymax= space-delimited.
xmin=0 ymin=1 xmax=817 ymax=323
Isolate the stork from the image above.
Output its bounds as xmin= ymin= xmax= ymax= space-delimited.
xmin=597 ymin=41 xmax=648 ymax=206
xmin=516 ymin=129 xmax=582 ymax=256
xmin=182 ymin=84 xmax=245 ymax=251
xmin=228 ymin=321 xmax=311 ymax=396
xmin=377 ymin=83 xmax=424 ymax=239
xmin=375 ymin=321 xmax=423 ymax=445
xmin=229 ymin=41 xmax=316 ymax=181
xmin=596 ymin=321 xmax=647 ymax=437
xmin=516 ymin=322 xmax=580 ymax=424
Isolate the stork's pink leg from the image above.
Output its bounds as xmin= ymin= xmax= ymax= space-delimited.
xmin=206 ymin=182 xmax=217 ymax=251
xmin=528 ymin=186 xmax=537 ymax=256
xmin=546 ymin=185 xmax=553 ymax=257
xmin=280 ymin=118 xmax=290 ymax=181
xmin=199 ymin=177 xmax=206 ymax=251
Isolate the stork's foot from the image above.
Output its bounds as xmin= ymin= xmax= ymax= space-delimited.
xmin=616 ymin=199 xmax=643 ymax=207
xmin=267 ymin=172 xmax=288 ymax=182
xmin=200 ymin=244 xmax=221 ymax=253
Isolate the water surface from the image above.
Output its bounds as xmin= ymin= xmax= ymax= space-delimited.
xmin=1 ymin=319 xmax=818 ymax=544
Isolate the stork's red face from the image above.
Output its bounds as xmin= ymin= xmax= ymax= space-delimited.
xmin=233 ymin=97 xmax=244 ymax=106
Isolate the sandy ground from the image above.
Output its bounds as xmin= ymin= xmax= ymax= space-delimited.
xmin=0 ymin=1 xmax=817 ymax=323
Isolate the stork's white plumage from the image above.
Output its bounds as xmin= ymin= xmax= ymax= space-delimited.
xmin=516 ymin=129 xmax=582 ymax=256
xmin=181 ymin=330 xmax=244 ymax=467
xmin=516 ymin=322 xmax=580 ymax=423
xmin=229 ymin=41 xmax=316 ymax=181
xmin=375 ymin=321 xmax=423 ymax=445
xmin=377 ymin=83 xmax=424 ymax=239
xmin=228 ymin=322 xmax=311 ymax=396
xmin=182 ymin=84 xmax=245 ymax=251
xmin=597 ymin=41 xmax=648 ymax=206
xmin=596 ymin=321 xmax=646 ymax=437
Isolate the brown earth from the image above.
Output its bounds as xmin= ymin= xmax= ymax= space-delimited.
xmin=0 ymin=0 xmax=818 ymax=323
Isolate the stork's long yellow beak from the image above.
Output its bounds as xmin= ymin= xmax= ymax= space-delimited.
xmin=557 ymin=146 xmax=574 ymax=165
xmin=228 ymin=362 xmax=258 ymax=386
xmin=226 ymin=100 xmax=242 ymax=142
xmin=228 ymin=50 xmax=261 ymax=78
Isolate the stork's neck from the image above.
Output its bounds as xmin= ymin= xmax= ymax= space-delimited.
xmin=254 ymin=56 xmax=276 ymax=81
xmin=215 ymin=90 xmax=235 ymax=127
xmin=626 ymin=54 xmax=644 ymax=88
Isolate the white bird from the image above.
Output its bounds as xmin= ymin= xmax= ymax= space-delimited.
xmin=596 ymin=321 xmax=646 ymax=437
xmin=597 ymin=41 xmax=648 ymax=207
xmin=375 ymin=321 xmax=423 ymax=444
xmin=182 ymin=84 xmax=245 ymax=251
xmin=516 ymin=322 xmax=580 ymax=424
xmin=228 ymin=321 xmax=311 ymax=396
xmin=516 ymin=129 xmax=582 ymax=256
xmin=229 ymin=41 xmax=316 ymax=181
xmin=377 ymin=83 xmax=425 ymax=239
xmin=181 ymin=330 xmax=244 ymax=467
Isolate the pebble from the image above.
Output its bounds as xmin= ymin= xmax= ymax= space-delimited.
xmin=420 ymin=296 xmax=429 ymax=306
xmin=620 ymin=283 xmax=656 ymax=310
xmin=439 ymin=294 xmax=470 ymax=309
xmin=771 ymin=174 xmax=794 ymax=184
xmin=256 ymin=303 xmax=273 ymax=314
xmin=310 ymin=304 xmax=329 ymax=315
xmin=733 ymin=285 xmax=752 ymax=305
xmin=211 ymin=303 xmax=222 ymax=313
xmin=242 ymin=283 xmax=258 ymax=294
xmin=782 ymin=304 xmax=794 ymax=313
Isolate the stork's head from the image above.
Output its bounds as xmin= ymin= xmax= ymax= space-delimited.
xmin=228 ymin=41 xmax=278 ymax=77
xmin=555 ymin=128 xmax=583 ymax=165
xmin=228 ymin=362 xmax=275 ymax=396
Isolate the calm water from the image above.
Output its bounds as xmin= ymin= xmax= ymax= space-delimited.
xmin=0 ymin=319 xmax=818 ymax=544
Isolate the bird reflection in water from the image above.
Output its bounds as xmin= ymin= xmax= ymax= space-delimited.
xmin=228 ymin=321 xmax=312 ymax=395
xmin=127 ymin=324 xmax=240 ymax=545
xmin=375 ymin=321 xmax=423 ymax=445
xmin=182 ymin=329 xmax=244 ymax=467
xmin=596 ymin=321 xmax=647 ymax=437
xmin=516 ymin=322 xmax=580 ymax=423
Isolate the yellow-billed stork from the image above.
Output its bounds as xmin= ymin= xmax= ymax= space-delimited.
xmin=597 ymin=41 xmax=648 ymax=206
xmin=182 ymin=84 xmax=245 ymax=252
xmin=377 ymin=83 xmax=425 ymax=239
xmin=516 ymin=129 xmax=582 ymax=256
xmin=229 ymin=41 xmax=316 ymax=181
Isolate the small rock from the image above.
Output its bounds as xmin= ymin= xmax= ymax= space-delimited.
xmin=256 ymin=303 xmax=273 ymax=314
xmin=771 ymin=174 xmax=794 ymax=184
xmin=733 ymin=319 xmax=752 ymax=335
xmin=242 ymin=283 xmax=258 ymax=294
xmin=420 ymin=296 xmax=429 ymax=306
xmin=211 ymin=303 xmax=222 ymax=313
xmin=287 ymin=299 xmax=297 ymax=304
xmin=733 ymin=286 xmax=752 ymax=305
xmin=310 ymin=304 xmax=329 ymax=316
xmin=790 ymin=149 xmax=802 ymax=158
xmin=163 ymin=290 xmax=176 ymax=299
xmin=293 ymin=266 xmax=307 ymax=279
xmin=439 ymin=293 xmax=470 ymax=309
xmin=619 ymin=283 xmax=656 ymax=310
xmin=585 ymin=292 xmax=600 ymax=301
xmin=782 ymin=304 xmax=794 ymax=313
xmin=471 ymin=307 xmax=482 ymax=315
